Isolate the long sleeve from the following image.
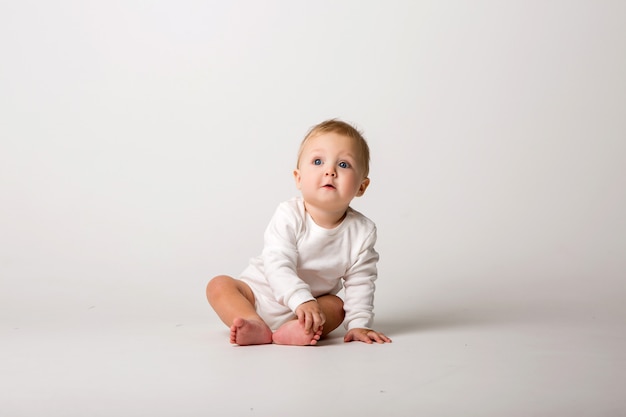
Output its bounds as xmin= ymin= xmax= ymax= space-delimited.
xmin=342 ymin=227 xmax=379 ymax=330
xmin=262 ymin=203 xmax=315 ymax=312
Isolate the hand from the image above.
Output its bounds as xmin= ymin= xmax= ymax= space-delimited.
xmin=344 ymin=328 xmax=392 ymax=344
xmin=295 ymin=300 xmax=326 ymax=334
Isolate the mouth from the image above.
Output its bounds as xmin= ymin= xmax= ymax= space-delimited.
xmin=322 ymin=184 xmax=336 ymax=189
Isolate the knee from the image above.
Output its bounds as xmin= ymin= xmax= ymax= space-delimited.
xmin=337 ymin=300 xmax=346 ymax=321
xmin=329 ymin=295 xmax=345 ymax=319
xmin=206 ymin=275 xmax=232 ymax=299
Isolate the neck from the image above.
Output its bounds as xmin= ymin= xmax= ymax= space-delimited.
xmin=303 ymin=202 xmax=347 ymax=229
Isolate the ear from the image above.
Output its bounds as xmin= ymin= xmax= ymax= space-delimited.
xmin=293 ymin=169 xmax=302 ymax=190
xmin=356 ymin=177 xmax=370 ymax=197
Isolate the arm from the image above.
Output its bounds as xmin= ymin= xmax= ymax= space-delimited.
xmin=262 ymin=203 xmax=316 ymax=316
xmin=343 ymin=227 xmax=391 ymax=343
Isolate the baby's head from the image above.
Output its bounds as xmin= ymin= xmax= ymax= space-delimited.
xmin=296 ymin=119 xmax=371 ymax=179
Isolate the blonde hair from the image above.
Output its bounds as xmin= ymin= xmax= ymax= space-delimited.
xmin=296 ymin=119 xmax=371 ymax=178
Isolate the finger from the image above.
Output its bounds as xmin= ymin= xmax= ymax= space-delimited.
xmin=304 ymin=312 xmax=313 ymax=333
xmin=313 ymin=311 xmax=324 ymax=331
xmin=360 ymin=333 xmax=374 ymax=344
xmin=297 ymin=310 xmax=305 ymax=327
xmin=343 ymin=330 xmax=358 ymax=343
xmin=371 ymin=330 xmax=392 ymax=343
xmin=312 ymin=315 xmax=320 ymax=333
xmin=369 ymin=332 xmax=386 ymax=344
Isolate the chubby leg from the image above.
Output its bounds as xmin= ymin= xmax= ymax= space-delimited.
xmin=273 ymin=294 xmax=345 ymax=346
xmin=317 ymin=294 xmax=345 ymax=336
xmin=206 ymin=275 xmax=272 ymax=345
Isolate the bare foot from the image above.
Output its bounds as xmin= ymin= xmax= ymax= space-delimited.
xmin=272 ymin=320 xmax=323 ymax=346
xmin=230 ymin=318 xmax=273 ymax=346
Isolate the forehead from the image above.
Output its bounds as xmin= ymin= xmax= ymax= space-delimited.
xmin=302 ymin=132 xmax=359 ymax=154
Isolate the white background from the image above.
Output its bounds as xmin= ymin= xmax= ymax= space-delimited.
xmin=2 ymin=1 xmax=625 ymax=416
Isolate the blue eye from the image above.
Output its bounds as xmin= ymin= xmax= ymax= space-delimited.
xmin=314 ymin=159 xmax=322 ymax=165
xmin=339 ymin=161 xmax=350 ymax=169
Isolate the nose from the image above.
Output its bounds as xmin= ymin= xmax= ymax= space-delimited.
xmin=325 ymin=167 xmax=336 ymax=177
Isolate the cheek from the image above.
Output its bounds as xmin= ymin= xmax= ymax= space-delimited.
xmin=342 ymin=173 xmax=360 ymax=189
xmin=301 ymin=175 xmax=317 ymax=187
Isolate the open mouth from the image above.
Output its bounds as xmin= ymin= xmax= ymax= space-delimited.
xmin=323 ymin=184 xmax=336 ymax=189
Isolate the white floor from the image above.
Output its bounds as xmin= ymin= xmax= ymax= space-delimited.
xmin=3 ymin=286 xmax=625 ymax=417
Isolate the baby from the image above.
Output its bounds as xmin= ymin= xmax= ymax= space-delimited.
xmin=206 ymin=119 xmax=391 ymax=346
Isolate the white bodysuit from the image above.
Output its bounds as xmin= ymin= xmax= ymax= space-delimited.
xmin=239 ymin=197 xmax=379 ymax=331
